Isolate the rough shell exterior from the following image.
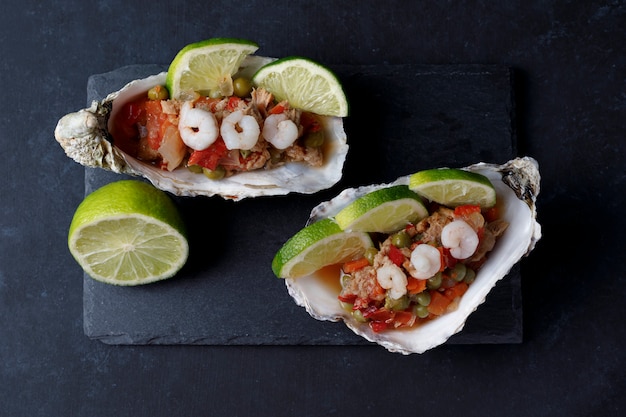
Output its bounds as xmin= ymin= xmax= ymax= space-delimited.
xmin=285 ymin=157 xmax=542 ymax=354
xmin=54 ymin=56 xmax=349 ymax=201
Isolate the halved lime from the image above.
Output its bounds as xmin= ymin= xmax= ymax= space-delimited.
xmin=409 ymin=168 xmax=497 ymax=208
xmin=252 ymin=56 xmax=348 ymax=117
xmin=165 ymin=38 xmax=259 ymax=99
xmin=272 ymin=218 xmax=373 ymax=279
xmin=68 ymin=180 xmax=189 ymax=285
xmin=335 ymin=185 xmax=428 ymax=233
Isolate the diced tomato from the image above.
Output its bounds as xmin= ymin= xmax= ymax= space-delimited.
xmin=226 ymin=96 xmax=243 ymax=111
xmin=195 ymin=96 xmax=222 ymax=112
xmin=338 ymin=293 xmax=357 ymax=304
xmin=483 ymin=206 xmax=498 ymax=223
xmin=440 ymin=246 xmax=458 ymax=268
xmin=300 ymin=111 xmax=322 ymax=132
xmin=388 ymin=245 xmax=405 ymax=266
xmin=188 ymin=139 xmax=228 ymax=170
xmin=269 ymin=103 xmax=286 ymax=115
xmin=454 ymin=205 xmax=481 ymax=217
xmin=143 ymin=100 xmax=169 ymax=150
xmin=393 ymin=311 xmax=415 ymax=327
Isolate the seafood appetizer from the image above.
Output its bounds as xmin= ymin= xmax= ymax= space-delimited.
xmin=274 ymin=157 xmax=541 ymax=354
xmin=54 ymin=39 xmax=349 ymax=200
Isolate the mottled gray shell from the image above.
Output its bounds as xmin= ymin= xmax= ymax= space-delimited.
xmin=285 ymin=157 xmax=542 ymax=354
xmin=54 ymin=56 xmax=349 ymax=201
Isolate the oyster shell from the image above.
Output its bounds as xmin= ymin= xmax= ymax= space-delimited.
xmin=285 ymin=157 xmax=541 ymax=354
xmin=54 ymin=56 xmax=349 ymax=201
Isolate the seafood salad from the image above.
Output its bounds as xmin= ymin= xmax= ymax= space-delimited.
xmin=285 ymin=158 xmax=541 ymax=354
xmin=337 ymin=203 xmax=509 ymax=333
xmin=111 ymin=86 xmax=328 ymax=179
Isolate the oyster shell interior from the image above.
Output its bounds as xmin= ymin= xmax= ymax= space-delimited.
xmin=54 ymin=56 xmax=349 ymax=201
xmin=285 ymin=157 xmax=541 ymax=354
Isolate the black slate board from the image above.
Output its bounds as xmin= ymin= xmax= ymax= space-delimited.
xmin=83 ymin=64 xmax=520 ymax=346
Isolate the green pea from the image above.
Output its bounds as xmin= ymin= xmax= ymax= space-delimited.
xmin=385 ymin=295 xmax=410 ymax=311
xmin=303 ymin=130 xmax=325 ymax=148
xmin=463 ymin=268 xmax=476 ymax=284
xmin=147 ymin=85 xmax=169 ymax=100
xmin=202 ymin=166 xmax=226 ymax=180
xmin=391 ymin=230 xmax=412 ymax=248
xmin=451 ymin=263 xmax=467 ymax=282
xmin=340 ymin=301 xmax=353 ymax=312
xmin=414 ymin=304 xmax=430 ymax=319
xmin=233 ymin=77 xmax=252 ymax=98
xmin=187 ymin=164 xmax=203 ymax=174
xmin=340 ymin=274 xmax=351 ymax=289
xmin=364 ymin=247 xmax=378 ymax=265
xmin=427 ymin=272 xmax=442 ymax=290
xmin=415 ymin=291 xmax=431 ymax=306
xmin=352 ymin=309 xmax=367 ymax=323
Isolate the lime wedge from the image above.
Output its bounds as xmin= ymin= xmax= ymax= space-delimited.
xmin=335 ymin=185 xmax=428 ymax=233
xmin=166 ymin=38 xmax=259 ymax=99
xmin=409 ymin=168 xmax=497 ymax=208
xmin=252 ymin=56 xmax=348 ymax=117
xmin=68 ymin=180 xmax=189 ymax=285
xmin=272 ymin=218 xmax=373 ymax=279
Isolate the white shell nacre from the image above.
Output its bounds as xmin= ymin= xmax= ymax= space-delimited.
xmin=54 ymin=56 xmax=349 ymax=201
xmin=285 ymin=157 xmax=542 ymax=354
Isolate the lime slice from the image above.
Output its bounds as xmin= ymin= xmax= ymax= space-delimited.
xmin=252 ymin=56 xmax=348 ymax=117
xmin=68 ymin=180 xmax=189 ymax=285
xmin=335 ymin=185 xmax=428 ymax=233
xmin=272 ymin=218 xmax=373 ymax=279
xmin=166 ymin=38 xmax=259 ymax=99
xmin=409 ymin=168 xmax=497 ymax=208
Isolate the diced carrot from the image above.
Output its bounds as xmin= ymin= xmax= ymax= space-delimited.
xmin=406 ymin=277 xmax=426 ymax=295
xmin=343 ymin=257 xmax=370 ymax=273
xmin=444 ymin=282 xmax=469 ymax=302
xmin=427 ymin=291 xmax=452 ymax=316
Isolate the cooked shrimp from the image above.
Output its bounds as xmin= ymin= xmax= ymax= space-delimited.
xmin=220 ymin=110 xmax=261 ymax=150
xmin=409 ymin=244 xmax=442 ymax=279
xmin=441 ymin=220 xmax=479 ymax=259
xmin=262 ymin=113 xmax=299 ymax=149
xmin=178 ymin=101 xmax=218 ymax=150
xmin=376 ymin=260 xmax=408 ymax=300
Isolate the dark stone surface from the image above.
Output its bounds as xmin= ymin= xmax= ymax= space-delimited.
xmin=2 ymin=1 xmax=625 ymax=416
xmin=83 ymin=64 xmax=520 ymax=346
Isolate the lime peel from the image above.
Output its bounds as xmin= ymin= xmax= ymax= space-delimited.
xmin=252 ymin=56 xmax=348 ymax=117
xmin=335 ymin=185 xmax=428 ymax=233
xmin=166 ymin=38 xmax=259 ymax=99
xmin=409 ymin=168 xmax=497 ymax=208
xmin=68 ymin=180 xmax=189 ymax=286
xmin=272 ymin=218 xmax=372 ymax=279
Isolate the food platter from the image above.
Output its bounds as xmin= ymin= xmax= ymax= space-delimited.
xmin=82 ymin=63 xmax=521 ymax=346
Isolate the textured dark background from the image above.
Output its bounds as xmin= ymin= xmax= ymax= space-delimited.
xmin=1 ymin=1 xmax=624 ymax=416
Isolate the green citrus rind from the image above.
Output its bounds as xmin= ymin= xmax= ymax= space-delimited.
xmin=252 ymin=56 xmax=348 ymax=117
xmin=272 ymin=218 xmax=372 ymax=279
xmin=408 ymin=168 xmax=497 ymax=208
xmin=335 ymin=185 xmax=428 ymax=233
xmin=68 ymin=180 xmax=189 ymax=286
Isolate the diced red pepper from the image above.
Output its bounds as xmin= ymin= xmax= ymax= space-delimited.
xmin=406 ymin=277 xmax=427 ymax=295
xmin=454 ymin=205 xmax=481 ymax=217
xmin=188 ymin=139 xmax=228 ymax=170
xmin=370 ymin=321 xmax=390 ymax=333
xmin=388 ymin=245 xmax=405 ymax=266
